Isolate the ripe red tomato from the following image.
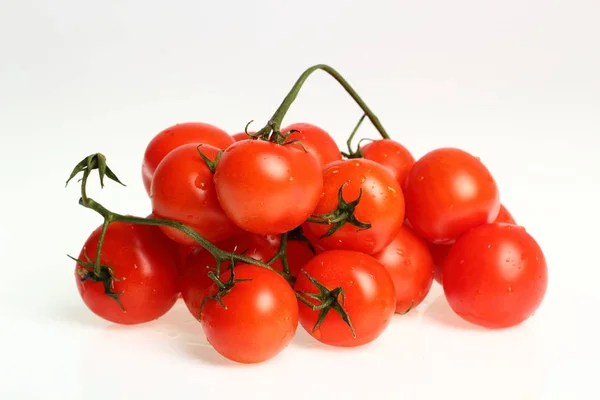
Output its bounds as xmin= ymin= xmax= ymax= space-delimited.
xmin=443 ymin=223 xmax=548 ymax=328
xmin=142 ymin=122 xmax=234 ymax=195
xmin=214 ymin=140 xmax=323 ymax=235
xmin=75 ymin=221 xmax=180 ymax=325
xmin=360 ymin=139 xmax=415 ymax=188
xmin=232 ymin=131 xmax=255 ymax=142
xmin=372 ymin=225 xmax=434 ymax=313
xmin=404 ymin=148 xmax=500 ymax=244
xmin=286 ymin=239 xmax=315 ymax=277
xmin=294 ymin=250 xmax=396 ymax=347
xmin=280 ymin=123 xmax=342 ymax=167
xmin=181 ymin=233 xmax=282 ymax=319
xmin=429 ymin=204 xmax=516 ymax=284
xmin=201 ymin=265 xmax=298 ymax=363
xmin=151 ymin=143 xmax=240 ymax=246
xmin=303 ymin=159 xmax=405 ymax=254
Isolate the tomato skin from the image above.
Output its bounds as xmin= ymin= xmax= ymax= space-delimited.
xmin=214 ymin=140 xmax=323 ymax=235
xmin=360 ymin=139 xmax=415 ymax=188
xmin=303 ymin=159 xmax=405 ymax=254
xmin=429 ymin=204 xmax=516 ymax=284
xmin=280 ymin=123 xmax=342 ymax=167
xmin=75 ymin=222 xmax=180 ymax=325
xmin=181 ymin=233 xmax=282 ymax=318
xmin=151 ymin=144 xmax=240 ymax=246
xmin=294 ymin=250 xmax=396 ymax=347
xmin=443 ymin=223 xmax=548 ymax=329
xmin=372 ymin=225 xmax=434 ymax=313
xmin=201 ymin=265 xmax=298 ymax=364
xmin=286 ymin=239 xmax=316 ymax=277
xmin=142 ymin=122 xmax=234 ymax=195
xmin=404 ymin=148 xmax=500 ymax=244
xmin=232 ymin=131 xmax=256 ymax=142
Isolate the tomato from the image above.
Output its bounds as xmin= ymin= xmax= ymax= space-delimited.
xmin=151 ymin=144 xmax=239 ymax=246
xmin=280 ymin=123 xmax=342 ymax=167
xmin=142 ymin=122 xmax=234 ymax=195
xmin=201 ymin=265 xmax=298 ymax=363
xmin=404 ymin=147 xmax=500 ymax=244
xmin=214 ymin=140 xmax=323 ymax=235
xmin=74 ymin=221 xmax=180 ymax=325
xmin=372 ymin=225 xmax=434 ymax=313
xmin=303 ymin=159 xmax=405 ymax=254
xmin=286 ymin=239 xmax=315 ymax=277
xmin=429 ymin=204 xmax=516 ymax=284
xmin=360 ymin=139 xmax=415 ymax=188
xmin=232 ymin=131 xmax=255 ymax=142
xmin=181 ymin=233 xmax=281 ymax=318
xmin=294 ymin=250 xmax=396 ymax=347
xmin=443 ymin=223 xmax=548 ymax=328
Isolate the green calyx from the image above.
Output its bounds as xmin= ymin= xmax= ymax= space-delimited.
xmin=196 ymin=145 xmax=223 ymax=173
xmin=70 ymin=254 xmax=125 ymax=311
xmin=296 ymin=270 xmax=356 ymax=337
xmin=307 ymin=181 xmax=371 ymax=238
xmin=199 ymin=259 xmax=252 ymax=317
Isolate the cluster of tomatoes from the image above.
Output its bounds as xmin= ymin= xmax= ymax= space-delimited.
xmin=74 ymin=120 xmax=548 ymax=364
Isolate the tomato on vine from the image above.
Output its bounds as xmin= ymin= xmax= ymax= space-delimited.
xmin=294 ymin=250 xmax=396 ymax=347
xmin=443 ymin=223 xmax=547 ymax=328
xmin=404 ymin=147 xmax=500 ymax=244
xmin=303 ymin=159 xmax=404 ymax=254
xmin=151 ymin=143 xmax=240 ymax=246
xmin=360 ymin=139 xmax=415 ymax=188
xmin=214 ymin=139 xmax=323 ymax=235
xmin=73 ymin=221 xmax=180 ymax=325
xmin=201 ymin=265 xmax=298 ymax=363
xmin=280 ymin=122 xmax=342 ymax=167
xmin=142 ymin=122 xmax=234 ymax=195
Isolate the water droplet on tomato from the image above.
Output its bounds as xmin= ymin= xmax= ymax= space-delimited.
xmin=418 ymin=176 xmax=425 ymax=181
xmin=354 ymin=161 xmax=361 ymax=167
xmin=396 ymin=249 xmax=404 ymax=256
xmin=487 ymin=244 xmax=492 ymax=249
xmin=387 ymin=186 xmax=397 ymax=193
xmin=289 ymin=177 xmax=295 ymax=182
xmin=460 ymin=259 xmax=465 ymax=264
xmin=508 ymin=286 xmax=513 ymax=292
xmin=361 ymin=177 xmax=366 ymax=183
xmin=331 ymin=168 xmax=340 ymax=174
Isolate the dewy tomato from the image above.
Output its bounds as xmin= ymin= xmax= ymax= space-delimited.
xmin=303 ymin=159 xmax=405 ymax=254
xmin=443 ymin=223 xmax=548 ymax=328
xmin=404 ymin=147 xmax=500 ymax=244
xmin=360 ymin=139 xmax=415 ymax=188
xmin=142 ymin=122 xmax=234 ymax=195
xmin=294 ymin=250 xmax=396 ymax=347
xmin=214 ymin=140 xmax=323 ymax=235
xmin=75 ymin=222 xmax=180 ymax=325
xmin=201 ymin=265 xmax=298 ymax=363
xmin=151 ymin=144 xmax=240 ymax=246
xmin=280 ymin=123 xmax=342 ymax=167
xmin=372 ymin=225 xmax=434 ymax=313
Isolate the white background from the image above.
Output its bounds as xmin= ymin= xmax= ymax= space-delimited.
xmin=1 ymin=0 xmax=599 ymax=399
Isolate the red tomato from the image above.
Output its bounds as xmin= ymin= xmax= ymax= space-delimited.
xmin=280 ymin=123 xmax=342 ymax=167
xmin=404 ymin=148 xmax=500 ymax=244
xmin=75 ymin=221 xmax=180 ymax=325
xmin=372 ymin=225 xmax=434 ymax=313
xmin=360 ymin=139 xmax=415 ymax=188
xmin=443 ymin=223 xmax=548 ymax=328
xmin=214 ymin=140 xmax=323 ymax=235
xmin=232 ymin=131 xmax=255 ymax=142
xmin=286 ymin=239 xmax=315 ymax=277
xmin=303 ymin=159 xmax=405 ymax=254
xmin=142 ymin=122 xmax=234 ymax=195
xmin=294 ymin=250 xmax=396 ymax=347
xmin=201 ymin=265 xmax=298 ymax=363
xmin=151 ymin=144 xmax=239 ymax=246
xmin=429 ymin=204 xmax=516 ymax=284
xmin=181 ymin=233 xmax=281 ymax=318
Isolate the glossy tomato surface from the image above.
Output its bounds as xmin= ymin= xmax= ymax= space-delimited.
xmin=304 ymin=159 xmax=404 ymax=254
xmin=151 ymin=144 xmax=239 ymax=246
xmin=214 ymin=140 xmax=323 ymax=235
xmin=281 ymin=122 xmax=342 ymax=167
xmin=404 ymin=147 xmax=500 ymax=244
xmin=361 ymin=139 xmax=415 ymax=188
xmin=443 ymin=223 xmax=548 ymax=328
xmin=294 ymin=250 xmax=396 ymax=347
xmin=372 ymin=225 xmax=434 ymax=313
xmin=201 ymin=265 xmax=298 ymax=363
xmin=142 ymin=122 xmax=233 ymax=194
xmin=75 ymin=221 xmax=180 ymax=325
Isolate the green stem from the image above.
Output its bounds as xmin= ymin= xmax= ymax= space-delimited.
xmin=256 ymin=64 xmax=390 ymax=139
xmin=93 ymin=218 xmax=111 ymax=276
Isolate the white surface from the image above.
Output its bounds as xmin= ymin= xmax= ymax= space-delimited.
xmin=1 ymin=1 xmax=599 ymax=399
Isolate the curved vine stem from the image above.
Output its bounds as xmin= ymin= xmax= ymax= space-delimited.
xmin=253 ymin=64 xmax=390 ymax=140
